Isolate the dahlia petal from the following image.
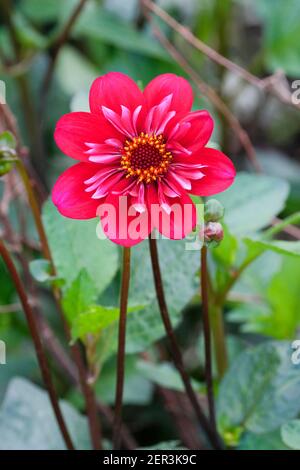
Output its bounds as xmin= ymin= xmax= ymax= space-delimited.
xmin=132 ymin=183 xmax=146 ymax=213
xmin=147 ymin=184 xmax=196 ymax=240
xmin=175 ymin=169 xmax=206 ymax=180
xmin=89 ymin=72 xmax=144 ymax=118
xmin=112 ymin=178 xmax=139 ymax=196
xmin=158 ymin=182 xmax=172 ymax=215
xmin=54 ymin=112 xmax=120 ymax=162
xmin=189 ymin=148 xmax=236 ymax=196
xmin=105 ymin=138 xmax=123 ymax=147
xmin=98 ymin=194 xmax=151 ymax=247
xmin=168 ymin=110 xmax=214 ymax=154
xmin=52 ymin=163 xmax=100 ymax=219
xmin=144 ymin=74 xmax=193 ymax=114
xmin=89 ymin=154 xmax=121 ymax=164
xmin=84 ymin=168 xmax=120 ymax=192
xmin=169 ymin=142 xmax=192 ymax=156
xmin=160 ymin=180 xmax=181 ymax=198
xmin=144 ymin=94 xmax=173 ymax=134
xmin=91 ymin=172 xmax=124 ymax=199
xmin=102 ymin=106 xmax=134 ymax=137
xmin=168 ymin=170 xmax=192 ymax=191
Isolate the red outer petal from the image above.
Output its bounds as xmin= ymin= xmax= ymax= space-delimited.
xmin=189 ymin=148 xmax=236 ymax=196
xmin=143 ymin=74 xmax=193 ymax=114
xmin=169 ymin=110 xmax=214 ymax=152
xmin=89 ymin=72 xmax=144 ymax=115
xmin=52 ymin=163 xmax=100 ymax=219
xmin=54 ymin=112 xmax=119 ymax=161
xmin=98 ymin=193 xmax=151 ymax=247
xmin=147 ymin=184 xmax=196 ymax=240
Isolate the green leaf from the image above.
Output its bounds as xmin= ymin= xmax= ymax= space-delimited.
xmin=215 ymin=173 xmax=290 ymax=236
xmin=229 ymin=255 xmax=300 ymax=339
xmin=136 ymin=360 xmax=201 ymax=393
xmin=62 ymin=270 xmax=97 ymax=324
xmin=73 ymin=3 xmax=168 ymax=60
xmin=281 ymin=420 xmax=300 ymax=450
xmin=244 ymin=238 xmax=300 ymax=258
xmin=139 ymin=441 xmax=186 ymax=450
xmin=95 ymin=356 xmax=153 ymax=406
xmin=0 ymin=378 xmax=90 ymax=450
xmin=29 ymin=259 xmax=61 ymax=284
xmin=0 ymin=131 xmax=16 ymax=150
xmin=71 ymin=305 xmax=119 ymax=341
xmin=126 ymin=237 xmax=199 ymax=353
xmin=217 ymin=341 xmax=300 ymax=436
xmin=14 ymin=12 xmax=48 ymax=50
xmin=71 ymin=304 xmax=143 ymax=341
xmin=253 ymin=0 xmax=300 ymax=76
xmin=266 ymin=257 xmax=300 ymax=338
xmin=55 ymin=46 xmax=98 ymax=95
xmin=42 ymin=200 xmax=119 ymax=295
xmin=21 ymin=0 xmax=60 ymax=23
xmin=238 ymin=429 xmax=288 ymax=450
xmin=228 ymin=303 xmax=272 ymax=334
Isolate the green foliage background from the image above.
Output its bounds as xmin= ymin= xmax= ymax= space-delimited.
xmin=0 ymin=0 xmax=300 ymax=451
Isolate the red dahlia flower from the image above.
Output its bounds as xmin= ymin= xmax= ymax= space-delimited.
xmin=52 ymin=72 xmax=235 ymax=246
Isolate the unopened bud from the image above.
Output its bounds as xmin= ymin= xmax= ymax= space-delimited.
xmin=204 ymin=199 xmax=224 ymax=222
xmin=204 ymin=221 xmax=224 ymax=244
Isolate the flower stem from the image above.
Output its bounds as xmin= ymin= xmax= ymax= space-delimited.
xmin=15 ymin=159 xmax=53 ymax=266
xmin=71 ymin=345 xmax=102 ymax=450
xmin=200 ymin=245 xmax=217 ymax=431
xmin=16 ymin=157 xmax=103 ymax=450
xmin=113 ymin=246 xmax=131 ymax=450
xmin=210 ymin=303 xmax=228 ymax=379
xmin=0 ymin=239 xmax=74 ymax=450
xmin=264 ymin=212 xmax=300 ymax=239
xmin=148 ymin=237 xmax=222 ymax=449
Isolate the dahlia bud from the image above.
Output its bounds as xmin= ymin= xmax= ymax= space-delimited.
xmin=0 ymin=131 xmax=17 ymax=176
xmin=204 ymin=199 xmax=224 ymax=222
xmin=204 ymin=221 xmax=224 ymax=245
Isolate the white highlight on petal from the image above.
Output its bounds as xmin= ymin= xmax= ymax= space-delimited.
xmin=169 ymin=170 xmax=192 ymax=190
xmin=105 ymin=138 xmax=123 ymax=148
xmin=145 ymin=94 xmax=175 ymax=135
xmin=132 ymin=183 xmax=146 ymax=213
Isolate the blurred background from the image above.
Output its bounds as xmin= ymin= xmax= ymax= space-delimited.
xmin=0 ymin=0 xmax=300 ymax=451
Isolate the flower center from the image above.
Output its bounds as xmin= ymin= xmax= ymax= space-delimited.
xmin=121 ymin=133 xmax=172 ymax=183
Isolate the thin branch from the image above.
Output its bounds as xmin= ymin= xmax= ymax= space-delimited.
xmin=70 ymin=344 xmax=102 ymax=450
xmin=147 ymin=20 xmax=300 ymax=242
xmin=13 ymin=149 xmax=103 ymax=450
xmin=148 ymin=20 xmax=262 ymax=172
xmin=113 ymin=247 xmax=131 ymax=450
xmin=143 ymin=0 xmax=300 ymax=110
xmin=200 ymin=245 xmax=217 ymax=431
xmin=0 ymin=239 xmax=74 ymax=450
xmin=15 ymin=159 xmax=54 ymax=264
xmin=158 ymin=388 xmax=203 ymax=449
xmin=271 ymin=216 xmax=300 ymax=240
xmin=39 ymin=0 xmax=88 ymax=114
xmin=148 ymin=237 xmax=223 ymax=449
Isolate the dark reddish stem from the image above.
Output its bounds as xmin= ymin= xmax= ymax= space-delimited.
xmin=200 ymin=245 xmax=217 ymax=431
xmin=148 ymin=236 xmax=222 ymax=449
xmin=113 ymin=247 xmax=131 ymax=450
xmin=71 ymin=344 xmax=102 ymax=450
xmin=16 ymin=155 xmax=103 ymax=450
xmin=0 ymin=239 xmax=74 ymax=450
